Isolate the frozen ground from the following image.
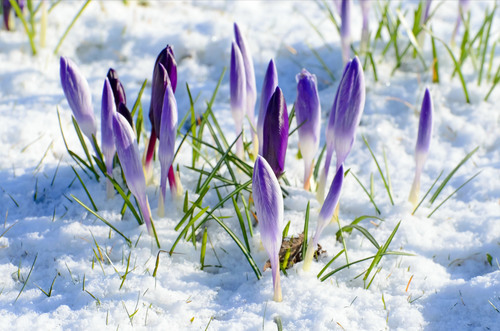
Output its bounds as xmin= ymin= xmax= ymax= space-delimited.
xmin=0 ymin=1 xmax=499 ymax=330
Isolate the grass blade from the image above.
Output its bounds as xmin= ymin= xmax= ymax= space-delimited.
xmin=429 ymin=147 xmax=478 ymax=204
xmin=362 ymin=136 xmax=394 ymax=205
xmin=54 ymin=0 xmax=92 ymax=54
xmin=72 ymin=195 xmax=132 ymax=246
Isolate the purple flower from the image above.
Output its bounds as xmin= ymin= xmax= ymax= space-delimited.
xmin=295 ymin=69 xmax=321 ymax=190
xmin=409 ymin=88 xmax=433 ymax=206
xmin=113 ymin=112 xmax=153 ymax=234
xmin=333 ymin=56 xmax=365 ymax=171
xmin=303 ymin=164 xmax=344 ymax=271
xmin=234 ymin=23 xmax=257 ymax=133
xmin=317 ymin=60 xmax=352 ymax=203
xmin=262 ymin=87 xmax=289 ymax=179
xmin=230 ymin=41 xmax=247 ymax=158
xmin=145 ymin=45 xmax=177 ymax=178
xmin=252 ymin=155 xmax=284 ymax=302
xmin=340 ymin=0 xmax=351 ymax=64
xmin=257 ymin=59 xmax=278 ymax=155
xmin=101 ymin=78 xmax=116 ymax=198
xmin=107 ymin=68 xmax=127 ymax=110
xmin=60 ymin=56 xmax=97 ymax=142
xmin=158 ymin=83 xmax=178 ymax=216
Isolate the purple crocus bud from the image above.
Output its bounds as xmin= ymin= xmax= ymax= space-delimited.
xmin=234 ymin=23 xmax=257 ymax=147
xmin=158 ymin=83 xmax=178 ymax=217
xmin=360 ymin=0 xmax=370 ymax=52
xmin=340 ymin=0 xmax=351 ymax=64
xmin=316 ymin=60 xmax=351 ymax=203
xmin=333 ymin=56 xmax=365 ymax=170
xmin=303 ymin=164 xmax=344 ymax=271
xmin=409 ymin=88 xmax=433 ymax=206
xmin=101 ymin=78 xmax=116 ymax=198
xmin=262 ymin=87 xmax=289 ymax=179
xmin=144 ymin=45 xmax=177 ymax=180
xmin=252 ymin=155 xmax=284 ymax=302
xmin=295 ymin=69 xmax=321 ymax=190
xmin=257 ymin=59 xmax=278 ymax=155
xmin=60 ymin=56 xmax=97 ymax=143
xmin=107 ymin=68 xmax=127 ymax=110
xmin=230 ymin=41 xmax=247 ymax=158
xmin=112 ymin=112 xmax=153 ymax=234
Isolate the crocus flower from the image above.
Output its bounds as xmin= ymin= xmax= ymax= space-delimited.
xmin=158 ymin=83 xmax=178 ymax=217
xmin=113 ymin=112 xmax=153 ymax=235
xmin=316 ymin=59 xmax=354 ymax=203
xmin=295 ymin=69 xmax=321 ymax=190
xmin=230 ymin=41 xmax=247 ymax=158
xmin=107 ymin=68 xmax=127 ymax=110
xmin=234 ymin=23 xmax=258 ymax=154
xmin=262 ymin=87 xmax=288 ymax=179
xmin=144 ymin=45 xmax=177 ymax=180
xmin=340 ymin=0 xmax=351 ymax=64
xmin=257 ymin=59 xmax=278 ymax=156
xmin=409 ymin=88 xmax=433 ymax=206
xmin=101 ymin=78 xmax=116 ymax=198
xmin=332 ymin=56 xmax=365 ymax=171
xmin=303 ymin=164 xmax=344 ymax=271
xmin=60 ymin=56 xmax=97 ymax=144
xmin=359 ymin=0 xmax=370 ymax=53
xmin=252 ymin=155 xmax=284 ymax=302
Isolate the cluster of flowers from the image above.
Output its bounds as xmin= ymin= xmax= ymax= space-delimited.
xmin=59 ymin=44 xmax=181 ymax=240
xmin=60 ymin=22 xmax=433 ymax=303
xmin=231 ymin=24 xmax=433 ymax=300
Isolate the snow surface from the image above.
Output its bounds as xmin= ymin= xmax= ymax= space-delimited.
xmin=0 ymin=1 xmax=499 ymax=330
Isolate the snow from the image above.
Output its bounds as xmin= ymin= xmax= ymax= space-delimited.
xmin=0 ymin=1 xmax=499 ymax=330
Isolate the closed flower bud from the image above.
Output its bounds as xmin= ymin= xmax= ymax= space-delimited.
xmin=158 ymin=83 xmax=178 ymax=216
xmin=113 ymin=113 xmax=153 ymax=234
xmin=234 ymin=23 xmax=257 ymax=133
xmin=60 ymin=56 xmax=97 ymax=142
xmin=253 ymin=155 xmax=284 ymax=302
xmin=262 ymin=87 xmax=289 ymax=179
xmin=304 ymin=164 xmax=344 ymax=271
xmin=230 ymin=41 xmax=247 ymax=158
xmin=295 ymin=69 xmax=321 ymax=190
xmin=101 ymin=78 xmax=116 ymax=198
xmin=409 ymin=88 xmax=433 ymax=206
xmin=257 ymin=59 xmax=278 ymax=155
xmin=340 ymin=0 xmax=351 ymax=64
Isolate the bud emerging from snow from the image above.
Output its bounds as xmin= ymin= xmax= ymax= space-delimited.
xmin=295 ymin=69 xmax=321 ymax=190
xmin=257 ymin=59 xmax=278 ymax=155
xmin=304 ymin=164 xmax=344 ymax=271
xmin=145 ymin=45 xmax=177 ymax=179
xmin=230 ymin=41 xmax=247 ymax=158
xmin=234 ymin=22 xmax=257 ymax=153
xmin=262 ymin=87 xmax=289 ymax=179
xmin=113 ymin=112 xmax=153 ymax=234
xmin=60 ymin=56 xmax=97 ymax=143
xmin=158 ymin=83 xmax=178 ymax=217
xmin=252 ymin=155 xmax=284 ymax=302
xmin=101 ymin=78 xmax=116 ymax=198
xmin=409 ymin=88 xmax=433 ymax=206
